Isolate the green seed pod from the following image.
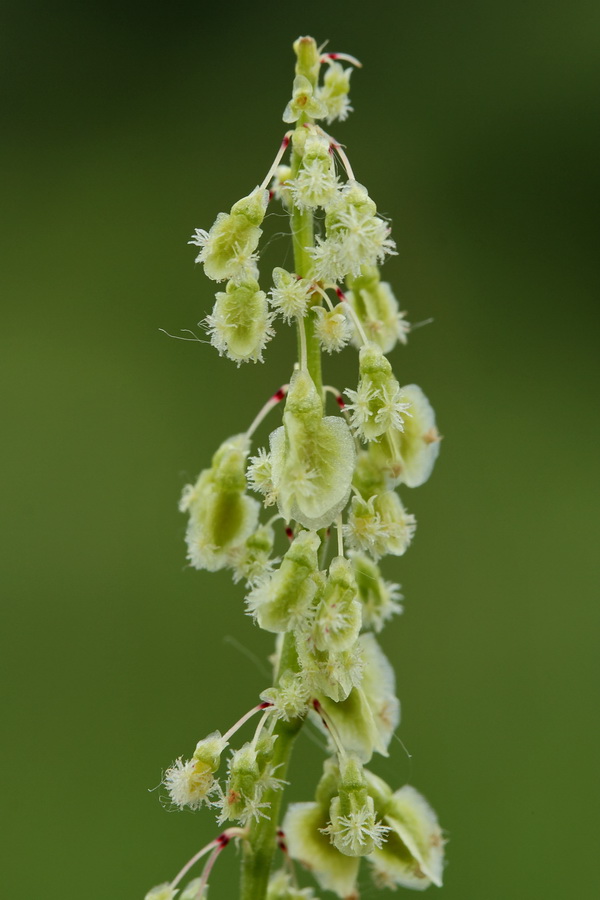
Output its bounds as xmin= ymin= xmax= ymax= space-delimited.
xmin=246 ymin=529 xmax=320 ymax=632
xmin=270 ymin=370 xmax=355 ymax=530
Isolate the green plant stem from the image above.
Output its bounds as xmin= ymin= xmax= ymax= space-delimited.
xmin=241 ymin=42 xmax=323 ymax=897
xmin=240 ymin=634 xmax=303 ymax=900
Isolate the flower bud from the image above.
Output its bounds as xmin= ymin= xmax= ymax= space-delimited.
xmin=347 ymin=266 xmax=409 ymax=353
xmin=207 ymin=278 xmax=274 ymax=364
xmin=269 ymin=370 xmax=355 ymax=531
xmin=180 ymin=434 xmax=260 ymax=572
xmin=246 ymin=529 xmax=320 ymax=632
xmin=189 ymin=187 xmax=268 ymax=283
xmin=180 ymin=879 xmax=206 ymax=900
xmin=192 ymin=731 xmax=228 ymax=770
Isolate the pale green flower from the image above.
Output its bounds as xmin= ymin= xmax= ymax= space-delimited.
xmin=323 ymin=756 xmax=390 ymax=858
xmin=269 ymin=267 xmax=313 ymax=321
xmin=311 ymin=556 xmax=362 ymax=653
xmin=181 ymin=434 xmax=260 ymax=572
xmin=270 ymin=370 xmax=355 ymax=530
xmin=283 ymin=75 xmax=327 ymax=123
xmin=189 ymin=187 xmax=268 ymax=283
xmin=347 ymin=266 xmax=409 ymax=353
xmin=344 ymin=491 xmax=416 ymax=560
xmin=246 ymin=529 xmax=320 ymax=632
xmin=345 ymin=342 xmax=411 ymax=442
xmin=283 ymin=801 xmax=360 ymax=898
xmin=289 ymin=134 xmax=340 ymax=211
xmin=311 ymin=182 xmax=396 ymax=282
xmin=206 ymin=278 xmax=274 ymax=364
xmin=312 ymin=305 xmax=352 ymax=353
xmin=351 ymin=553 xmax=403 ymax=632
xmin=317 ymin=61 xmax=353 ymax=124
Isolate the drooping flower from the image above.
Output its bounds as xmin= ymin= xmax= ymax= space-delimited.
xmin=189 ymin=187 xmax=268 ymax=283
xmin=206 ymin=278 xmax=274 ymax=364
xmin=312 ymin=304 xmax=353 ymax=353
xmin=269 ymin=268 xmax=313 ymax=321
xmin=181 ymin=434 xmax=260 ymax=572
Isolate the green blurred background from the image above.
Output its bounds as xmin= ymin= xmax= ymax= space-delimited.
xmin=2 ymin=1 xmax=599 ymax=897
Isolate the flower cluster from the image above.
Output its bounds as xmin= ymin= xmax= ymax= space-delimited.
xmin=148 ymin=35 xmax=445 ymax=900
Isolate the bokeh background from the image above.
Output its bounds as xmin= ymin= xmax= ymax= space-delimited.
xmin=2 ymin=1 xmax=599 ymax=898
